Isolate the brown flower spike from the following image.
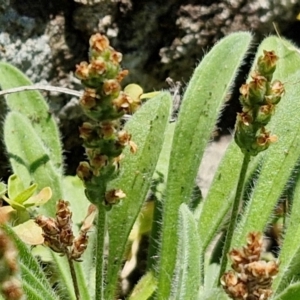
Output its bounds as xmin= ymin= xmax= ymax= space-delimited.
xmin=235 ymin=50 xmax=285 ymax=156
xmin=221 ymin=232 xmax=279 ymax=300
xmin=36 ymin=200 xmax=95 ymax=261
xmin=75 ymin=33 xmax=138 ymax=207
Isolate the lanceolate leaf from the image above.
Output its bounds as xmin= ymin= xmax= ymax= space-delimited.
xmin=231 ymin=37 xmax=300 ymax=250
xmin=129 ymin=271 xmax=157 ymax=300
xmin=171 ymin=204 xmax=201 ymax=300
xmin=157 ymin=32 xmax=252 ymax=298
xmin=104 ymin=92 xmax=172 ymax=299
xmin=272 ymin=79 xmax=300 ymax=295
xmin=273 ymin=282 xmax=300 ymax=300
xmin=0 ymin=62 xmax=63 ymax=174
xmin=147 ymin=122 xmax=176 ymax=270
xmin=4 ymin=111 xmax=63 ymax=216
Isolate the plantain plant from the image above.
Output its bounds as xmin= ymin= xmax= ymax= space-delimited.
xmin=0 ymin=31 xmax=300 ymax=300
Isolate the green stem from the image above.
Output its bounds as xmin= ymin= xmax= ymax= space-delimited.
xmin=67 ymin=253 xmax=80 ymax=300
xmin=218 ymin=153 xmax=251 ymax=283
xmin=95 ymin=205 xmax=107 ymax=300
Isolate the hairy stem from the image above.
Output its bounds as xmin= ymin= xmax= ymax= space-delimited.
xmin=218 ymin=153 xmax=251 ymax=283
xmin=67 ymin=253 xmax=80 ymax=300
xmin=95 ymin=206 xmax=107 ymax=300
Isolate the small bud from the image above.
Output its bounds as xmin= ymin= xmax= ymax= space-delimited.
xmin=113 ymin=92 xmax=131 ymax=112
xmin=239 ymin=84 xmax=250 ymax=107
xmin=80 ymin=88 xmax=98 ymax=109
xmin=257 ymin=50 xmax=278 ymax=81
xmin=56 ymin=200 xmax=72 ymax=228
xmin=110 ymin=50 xmax=123 ymax=65
xmin=105 ymin=189 xmax=126 ymax=205
xmin=246 ymin=129 xmax=277 ymax=156
xmin=60 ymin=227 xmax=74 ymax=247
xmin=234 ymin=112 xmax=257 ymax=154
xmin=75 ymin=61 xmax=89 ymax=80
xmin=103 ymin=79 xmax=121 ymax=96
xmin=255 ymin=128 xmax=277 ymax=150
xmin=89 ymin=59 xmax=107 ymax=77
xmin=265 ymin=80 xmax=285 ymax=104
xmin=89 ymin=153 xmax=108 ymax=173
xmin=100 ymin=121 xmax=116 ymax=138
xmin=35 ymin=216 xmax=60 ymax=236
xmin=221 ymin=271 xmax=238 ymax=287
xmin=113 ymin=92 xmax=141 ymax=114
xmin=79 ymin=122 xmax=95 ymax=140
xmin=89 ymin=33 xmax=109 ymax=53
xmin=247 ymin=72 xmax=268 ymax=105
xmin=43 ymin=235 xmax=64 ymax=253
xmin=256 ymin=103 xmax=274 ymax=125
xmin=70 ymin=232 xmax=89 ymax=261
xmin=77 ymin=162 xmax=93 ymax=182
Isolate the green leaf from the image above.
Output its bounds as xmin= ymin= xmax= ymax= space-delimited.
xmin=0 ymin=182 xmax=6 ymax=197
xmin=129 ymin=271 xmax=157 ymax=300
xmin=157 ymin=31 xmax=252 ymax=298
xmin=273 ymin=282 xmax=300 ymax=300
xmin=154 ymin=122 xmax=176 ymax=184
xmin=272 ymin=79 xmax=300 ymax=294
xmin=0 ymin=62 xmax=63 ymax=174
xmin=147 ymin=123 xmax=176 ymax=270
xmin=14 ymin=183 xmax=37 ymax=205
xmin=198 ymin=288 xmax=229 ymax=300
xmin=1 ymin=225 xmax=59 ymax=300
xmin=171 ymin=204 xmax=201 ymax=300
xmin=104 ymin=92 xmax=172 ymax=299
xmin=231 ymin=37 xmax=300 ymax=250
xmin=7 ymin=174 xmax=26 ymax=199
xmin=4 ymin=111 xmax=63 ymax=216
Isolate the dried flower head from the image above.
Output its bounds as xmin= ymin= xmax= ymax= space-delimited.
xmin=221 ymin=232 xmax=279 ymax=300
xmin=35 ymin=200 xmax=94 ymax=261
